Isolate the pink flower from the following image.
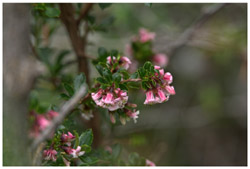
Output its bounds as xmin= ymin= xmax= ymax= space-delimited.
xmin=107 ymin=56 xmax=132 ymax=70
xmin=70 ymin=146 xmax=85 ymax=158
xmin=139 ymin=28 xmax=156 ymax=43
xmin=159 ymin=69 xmax=164 ymax=76
xmin=163 ymin=72 xmax=173 ymax=84
xmin=37 ymin=115 xmax=50 ymax=130
xmin=61 ymin=132 xmax=75 ymax=146
xmin=108 ymin=104 xmax=120 ymax=111
xmin=107 ymin=56 xmax=116 ymax=65
xmin=126 ymin=110 xmax=140 ymax=123
xmin=92 ymin=88 xmax=128 ymax=112
xmin=144 ymin=65 xmax=175 ymax=105
xmin=157 ymin=88 xmax=168 ymax=103
xmin=91 ymin=89 xmax=103 ymax=101
xmin=120 ymin=56 xmax=132 ymax=70
xmin=144 ymin=90 xmax=159 ymax=105
xmin=103 ymin=92 xmax=114 ymax=104
xmin=154 ymin=65 xmax=161 ymax=70
xmin=165 ymin=86 xmax=176 ymax=95
xmin=63 ymin=146 xmax=85 ymax=158
xmin=43 ymin=149 xmax=57 ymax=162
xmin=146 ymin=159 xmax=156 ymax=166
xmin=153 ymin=53 xmax=168 ymax=67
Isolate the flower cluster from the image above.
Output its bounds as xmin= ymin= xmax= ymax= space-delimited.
xmin=153 ymin=53 xmax=168 ymax=67
xmin=43 ymin=132 xmax=85 ymax=164
xmin=91 ymin=88 xmax=128 ymax=111
xmin=61 ymin=131 xmax=75 ymax=146
xmin=43 ymin=148 xmax=57 ymax=162
xmin=144 ymin=66 xmax=175 ymax=105
xmin=29 ymin=110 xmax=59 ymax=138
xmin=133 ymin=28 xmax=156 ymax=43
xmin=60 ymin=132 xmax=84 ymax=159
xmin=119 ymin=109 xmax=140 ymax=125
xmin=107 ymin=56 xmax=132 ymax=70
xmin=62 ymin=146 xmax=85 ymax=159
xmin=125 ymin=28 xmax=168 ymax=71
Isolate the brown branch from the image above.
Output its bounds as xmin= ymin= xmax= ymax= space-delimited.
xmin=121 ymin=78 xmax=141 ymax=83
xmin=76 ymin=3 xmax=94 ymax=26
xmin=31 ymin=85 xmax=88 ymax=151
xmin=59 ymin=3 xmax=90 ymax=82
xmin=59 ymin=3 xmax=102 ymax=148
xmin=166 ymin=3 xmax=228 ymax=55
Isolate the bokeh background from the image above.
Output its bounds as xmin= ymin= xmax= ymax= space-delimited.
xmin=4 ymin=3 xmax=247 ymax=166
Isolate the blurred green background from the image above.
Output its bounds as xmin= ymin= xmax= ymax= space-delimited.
xmin=32 ymin=3 xmax=247 ymax=166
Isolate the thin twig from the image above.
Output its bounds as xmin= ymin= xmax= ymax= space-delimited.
xmin=166 ymin=3 xmax=228 ymax=55
xmin=121 ymin=78 xmax=141 ymax=83
xmin=31 ymin=85 xmax=88 ymax=151
xmin=76 ymin=3 xmax=94 ymax=26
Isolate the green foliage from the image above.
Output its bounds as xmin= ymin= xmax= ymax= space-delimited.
xmin=137 ymin=61 xmax=157 ymax=90
xmin=74 ymin=73 xmax=86 ymax=92
xmin=45 ymin=7 xmax=61 ymax=17
xmin=32 ymin=3 xmax=61 ymax=18
xmin=79 ymin=129 xmax=93 ymax=146
xmin=90 ymin=16 xmax=115 ymax=32
xmin=132 ymin=41 xmax=154 ymax=61
xmin=60 ymin=73 xmax=87 ymax=100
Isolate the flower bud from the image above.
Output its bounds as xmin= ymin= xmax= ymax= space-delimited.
xmin=43 ymin=149 xmax=57 ymax=162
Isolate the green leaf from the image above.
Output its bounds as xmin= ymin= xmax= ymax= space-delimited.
xmin=143 ymin=61 xmax=152 ymax=70
xmin=110 ymin=49 xmax=118 ymax=57
xmin=103 ymin=69 xmax=112 ymax=82
xmin=144 ymin=3 xmax=152 ymax=8
xmin=141 ymin=81 xmax=148 ymax=90
xmin=56 ymin=50 xmax=70 ymax=65
xmin=73 ymin=131 xmax=79 ymax=149
xmin=98 ymin=3 xmax=112 ymax=10
xmin=87 ymin=14 xmax=96 ymax=25
xmin=98 ymin=47 xmax=108 ymax=61
xmin=130 ymin=72 xmax=139 ymax=79
xmin=79 ymin=129 xmax=93 ymax=146
xmin=45 ymin=7 xmax=61 ymax=17
xmin=95 ymin=64 xmax=104 ymax=76
xmin=119 ymin=83 xmax=128 ymax=91
xmin=127 ymin=82 xmax=140 ymax=89
xmin=112 ymin=73 xmax=121 ymax=83
xmin=79 ymin=156 xmax=99 ymax=165
xmin=99 ymin=16 xmax=115 ymax=31
xmin=60 ymin=93 xmax=70 ymax=100
xmin=151 ymin=79 xmax=157 ymax=87
xmin=37 ymin=47 xmax=54 ymax=67
xmin=96 ymin=77 xmax=108 ymax=84
xmin=74 ymin=73 xmax=86 ymax=92
xmin=63 ymin=83 xmax=74 ymax=97
xmin=150 ymin=65 xmax=155 ymax=73
xmin=33 ymin=3 xmax=46 ymax=11
xmin=81 ymin=144 xmax=91 ymax=153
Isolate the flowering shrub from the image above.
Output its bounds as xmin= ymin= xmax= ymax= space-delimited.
xmin=29 ymin=3 xmax=175 ymax=166
xmin=126 ymin=28 xmax=169 ymax=69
